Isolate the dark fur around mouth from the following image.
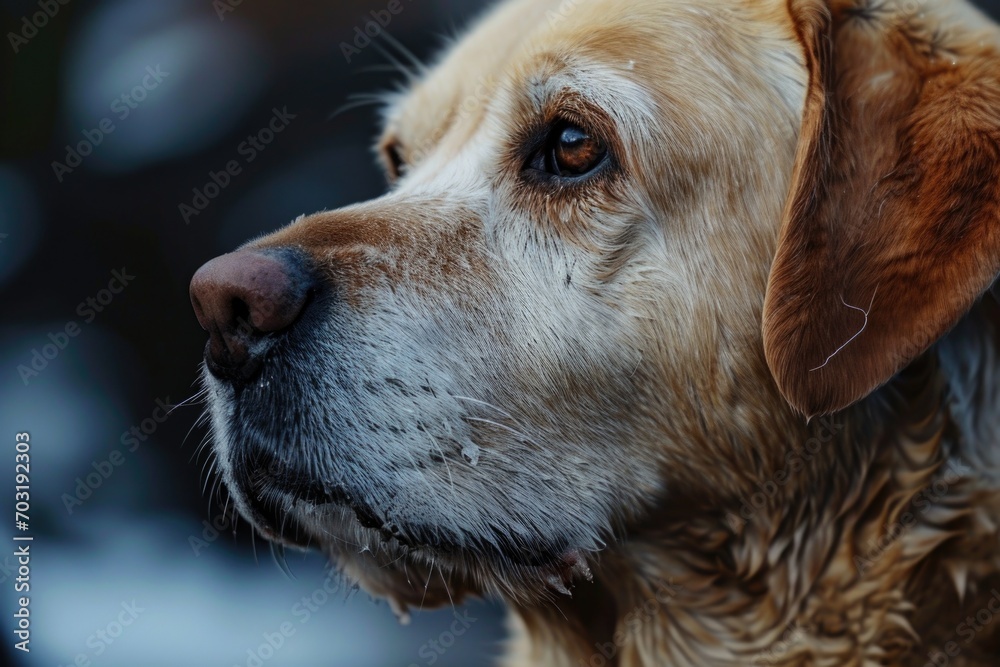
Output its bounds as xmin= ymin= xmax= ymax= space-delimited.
xmin=232 ymin=441 xmax=571 ymax=567
xmin=212 ymin=287 xmax=576 ymax=571
xmin=232 ymin=444 xmax=383 ymax=544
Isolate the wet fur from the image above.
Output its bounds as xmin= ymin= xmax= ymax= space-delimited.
xmin=200 ymin=0 xmax=1000 ymax=664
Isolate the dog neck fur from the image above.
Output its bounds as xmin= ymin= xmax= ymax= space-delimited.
xmin=504 ymin=303 xmax=1000 ymax=666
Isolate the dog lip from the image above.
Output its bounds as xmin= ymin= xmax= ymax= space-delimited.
xmin=262 ymin=461 xmax=384 ymax=529
xmin=230 ymin=446 xmax=322 ymax=548
xmin=396 ymin=520 xmax=570 ymax=568
xmin=232 ymin=445 xmax=573 ymax=569
xmin=256 ymin=474 xmax=581 ymax=574
xmin=202 ymin=339 xmax=264 ymax=383
xmin=283 ymin=482 xmax=573 ymax=570
xmin=271 ymin=468 xmax=575 ymax=567
xmin=239 ymin=481 xmax=314 ymax=549
xmin=296 ymin=484 xmax=386 ymax=533
xmin=236 ymin=445 xmax=390 ymax=537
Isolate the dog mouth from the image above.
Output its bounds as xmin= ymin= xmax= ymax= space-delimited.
xmin=210 ymin=356 xmax=587 ymax=573
xmin=206 ymin=364 xmax=610 ymax=606
xmin=228 ymin=441 xmax=589 ymax=580
xmin=230 ymin=445 xmax=385 ymax=549
xmin=198 ymin=298 xmax=604 ymax=600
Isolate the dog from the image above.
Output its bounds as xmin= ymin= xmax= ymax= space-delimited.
xmin=189 ymin=0 xmax=1000 ymax=664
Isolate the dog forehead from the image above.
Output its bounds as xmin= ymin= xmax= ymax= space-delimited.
xmin=386 ymin=0 xmax=801 ymax=151
xmin=381 ymin=0 xmax=552 ymax=156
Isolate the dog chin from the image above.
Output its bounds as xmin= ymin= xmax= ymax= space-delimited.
xmin=225 ymin=473 xmax=596 ymax=610
xmin=206 ymin=375 xmax=600 ymax=608
xmin=311 ymin=510 xmax=476 ymax=617
xmin=328 ymin=534 xmax=595 ymax=613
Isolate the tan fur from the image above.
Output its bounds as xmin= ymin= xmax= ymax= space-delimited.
xmin=202 ymin=0 xmax=1000 ymax=664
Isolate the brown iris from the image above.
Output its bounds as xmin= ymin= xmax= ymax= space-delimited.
xmin=549 ymin=123 xmax=607 ymax=177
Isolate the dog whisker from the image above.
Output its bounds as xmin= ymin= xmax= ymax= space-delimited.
xmin=169 ymin=387 xmax=209 ymax=416
xmin=329 ymin=98 xmax=387 ymax=120
xmin=378 ymin=29 xmax=427 ymax=78
xmin=419 ymin=558 xmax=435 ymax=611
xmin=316 ymin=526 xmax=366 ymax=552
xmin=371 ymin=38 xmax=417 ymax=82
xmin=271 ymin=541 xmax=295 ymax=580
xmin=201 ymin=456 xmax=218 ymax=496
xmin=463 ymin=416 xmax=524 ymax=437
xmin=436 ymin=561 xmax=456 ymax=611
xmin=450 ymin=395 xmax=521 ymax=424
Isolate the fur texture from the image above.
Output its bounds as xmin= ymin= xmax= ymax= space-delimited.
xmin=196 ymin=0 xmax=1000 ymax=664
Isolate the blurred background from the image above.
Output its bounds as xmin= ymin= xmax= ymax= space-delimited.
xmin=0 ymin=0 xmax=504 ymax=665
xmin=5 ymin=0 xmax=1000 ymax=666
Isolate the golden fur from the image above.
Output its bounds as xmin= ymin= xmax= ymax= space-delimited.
xmin=196 ymin=0 xmax=1000 ymax=664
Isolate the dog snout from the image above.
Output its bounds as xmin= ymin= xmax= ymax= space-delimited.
xmin=190 ymin=247 xmax=315 ymax=381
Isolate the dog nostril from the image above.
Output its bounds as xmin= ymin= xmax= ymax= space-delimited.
xmin=189 ymin=248 xmax=315 ymax=380
xmin=231 ymin=298 xmax=253 ymax=335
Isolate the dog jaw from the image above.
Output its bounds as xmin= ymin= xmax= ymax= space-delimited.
xmin=202 ymin=0 xmax=812 ymax=610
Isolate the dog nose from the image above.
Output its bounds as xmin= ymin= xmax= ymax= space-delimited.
xmin=190 ymin=248 xmax=313 ymax=380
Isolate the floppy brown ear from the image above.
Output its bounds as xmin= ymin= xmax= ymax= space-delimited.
xmin=762 ymin=0 xmax=1000 ymax=417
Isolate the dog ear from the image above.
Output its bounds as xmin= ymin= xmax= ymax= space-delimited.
xmin=762 ymin=0 xmax=1000 ymax=417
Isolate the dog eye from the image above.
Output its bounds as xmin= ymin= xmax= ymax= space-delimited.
xmin=547 ymin=122 xmax=607 ymax=177
xmin=383 ymin=140 xmax=405 ymax=179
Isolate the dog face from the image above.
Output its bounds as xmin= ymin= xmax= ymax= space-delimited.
xmin=191 ymin=0 xmax=1000 ymax=612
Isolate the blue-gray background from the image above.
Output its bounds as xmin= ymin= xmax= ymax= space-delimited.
xmin=0 ymin=0 xmax=503 ymax=665
xmin=4 ymin=0 xmax=1000 ymax=666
